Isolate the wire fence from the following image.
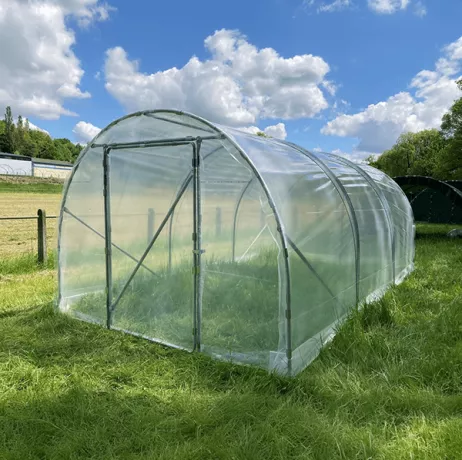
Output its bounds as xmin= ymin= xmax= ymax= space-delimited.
xmin=0 ymin=209 xmax=58 ymax=262
xmin=0 ymin=206 xmax=238 ymax=265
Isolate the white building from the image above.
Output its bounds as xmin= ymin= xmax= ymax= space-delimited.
xmin=0 ymin=152 xmax=73 ymax=179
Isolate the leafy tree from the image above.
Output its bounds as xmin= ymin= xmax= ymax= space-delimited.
xmin=0 ymin=107 xmax=82 ymax=162
xmin=375 ymin=130 xmax=446 ymax=177
xmin=365 ymin=155 xmax=379 ymax=168
xmin=53 ymin=138 xmax=83 ymax=162
xmin=15 ymin=115 xmax=25 ymax=154
xmin=0 ymin=106 xmax=15 ymax=153
xmin=437 ymin=79 xmax=462 ymax=179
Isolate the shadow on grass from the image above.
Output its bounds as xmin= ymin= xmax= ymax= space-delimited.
xmin=1 ymin=223 xmax=462 ymax=458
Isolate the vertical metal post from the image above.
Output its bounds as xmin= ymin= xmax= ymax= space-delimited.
xmin=103 ymin=146 xmax=113 ymax=329
xmin=260 ymin=207 xmax=265 ymax=229
xmin=37 ymin=209 xmax=47 ymax=265
xmin=147 ymin=208 xmax=155 ymax=245
xmin=192 ymin=139 xmax=203 ymax=351
xmin=215 ymin=207 xmax=222 ymax=238
xmin=168 ymin=214 xmax=173 ymax=273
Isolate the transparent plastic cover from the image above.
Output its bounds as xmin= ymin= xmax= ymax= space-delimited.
xmin=58 ymin=111 xmax=415 ymax=376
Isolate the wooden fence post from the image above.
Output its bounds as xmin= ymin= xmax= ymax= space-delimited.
xmin=147 ymin=208 xmax=155 ymax=245
xmin=37 ymin=209 xmax=47 ymax=265
xmin=216 ymin=207 xmax=222 ymax=237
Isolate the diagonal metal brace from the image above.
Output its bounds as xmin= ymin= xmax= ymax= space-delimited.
xmin=63 ymin=207 xmax=158 ymax=278
xmin=285 ymin=235 xmax=345 ymax=311
xmin=110 ymin=174 xmax=193 ymax=313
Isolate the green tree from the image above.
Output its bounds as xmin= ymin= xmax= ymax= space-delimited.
xmin=15 ymin=115 xmax=25 ymax=154
xmin=438 ymin=79 xmax=462 ymax=179
xmin=375 ymin=130 xmax=446 ymax=177
xmin=29 ymin=129 xmax=57 ymax=160
xmin=54 ymin=138 xmax=84 ymax=162
xmin=0 ymin=106 xmax=15 ymax=153
xmin=365 ymin=155 xmax=379 ymax=168
xmin=0 ymin=110 xmax=80 ymax=162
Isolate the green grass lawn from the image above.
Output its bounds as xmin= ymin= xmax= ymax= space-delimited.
xmin=0 ymin=224 xmax=461 ymax=459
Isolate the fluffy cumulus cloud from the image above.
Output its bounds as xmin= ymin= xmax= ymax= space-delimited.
xmin=0 ymin=0 xmax=113 ymax=120
xmin=43 ymin=0 xmax=114 ymax=26
xmin=330 ymin=148 xmax=372 ymax=163
xmin=367 ymin=0 xmax=410 ymax=14
xmin=104 ymin=29 xmax=332 ymax=127
xmin=237 ymin=123 xmax=287 ymax=139
xmin=321 ymin=36 xmax=462 ymax=153
xmin=73 ymin=121 xmax=101 ymax=143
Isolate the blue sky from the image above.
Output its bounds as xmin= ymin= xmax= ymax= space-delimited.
xmin=1 ymin=0 xmax=462 ymax=160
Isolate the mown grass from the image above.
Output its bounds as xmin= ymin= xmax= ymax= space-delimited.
xmin=0 ymin=224 xmax=461 ymax=459
xmin=0 ymin=175 xmax=64 ymax=194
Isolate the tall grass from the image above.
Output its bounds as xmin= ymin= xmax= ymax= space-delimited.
xmin=0 ymin=224 xmax=461 ymax=459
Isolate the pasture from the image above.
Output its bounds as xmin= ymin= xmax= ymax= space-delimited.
xmin=0 ymin=177 xmax=62 ymax=257
xmin=0 ymin=181 xmax=461 ymax=459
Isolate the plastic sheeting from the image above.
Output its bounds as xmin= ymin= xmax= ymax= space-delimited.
xmin=58 ymin=110 xmax=415 ymax=376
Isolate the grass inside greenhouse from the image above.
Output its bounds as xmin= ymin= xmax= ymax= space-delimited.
xmin=0 ymin=223 xmax=461 ymax=459
xmin=70 ymin=247 xmax=353 ymax=361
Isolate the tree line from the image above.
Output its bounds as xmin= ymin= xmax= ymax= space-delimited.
xmin=0 ymin=107 xmax=83 ymax=163
xmin=368 ymin=79 xmax=462 ymax=181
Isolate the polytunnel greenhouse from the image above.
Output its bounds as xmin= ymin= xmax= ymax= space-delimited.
xmin=57 ymin=110 xmax=415 ymax=376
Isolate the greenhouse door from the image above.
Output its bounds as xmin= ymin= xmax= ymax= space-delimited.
xmin=104 ymin=141 xmax=200 ymax=352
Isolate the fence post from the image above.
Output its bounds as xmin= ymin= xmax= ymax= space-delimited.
xmin=216 ymin=207 xmax=222 ymax=237
xmin=147 ymin=208 xmax=155 ymax=245
xmin=37 ymin=209 xmax=47 ymax=265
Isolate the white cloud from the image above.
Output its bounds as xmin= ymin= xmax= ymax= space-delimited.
xmin=322 ymin=80 xmax=338 ymax=96
xmin=321 ymin=35 xmax=462 ymax=153
xmin=304 ymin=0 xmax=425 ymax=16
xmin=236 ymin=123 xmax=287 ymax=140
xmin=414 ymin=1 xmax=427 ymax=17
xmin=0 ymin=0 xmax=113 ymax=121
xmin=13 ymin=117 xmax=50 ymax=136
xmin=330 ymin=148 xmax=371 ymax=163
xmin=318 ymin=0 xmax=351 ymax=13
xmin=27 ymin=121 xmax=50 ymax=136
xmin=73 ymin=121 xmax=101 ymax=143
xmin=104 ymin=29 xmax=332 ymax=127
xmin=263 ymin=123 xmax=287 ymax=139
xmin=45 ymin=0 xmax=115 ymax=27
xmin=367 ymin=0 xmax=410 ymax=14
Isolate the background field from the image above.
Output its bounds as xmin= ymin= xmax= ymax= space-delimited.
xmin=0 ymin=177 xmax=63 ymax=257
xmin=1 ymin=181 xmax=461 ymax=459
